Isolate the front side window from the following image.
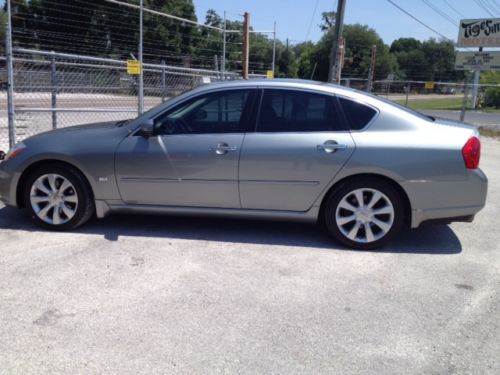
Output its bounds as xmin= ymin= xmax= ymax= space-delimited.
xmin=256 ymin=89 xmax=342 ymax=132
xmin=154 ymin=90 xmax=251 ymax=135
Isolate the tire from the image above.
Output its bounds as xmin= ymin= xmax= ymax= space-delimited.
xmin=323 ymin=177 xmax=405 ymax=250
xmin=24 ymin=163 xmax=95 ymax=230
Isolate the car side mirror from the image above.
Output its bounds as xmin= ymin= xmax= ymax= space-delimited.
xmin=0 ymin=150 xmax=5 ymax=161
xmin=140 ymin=119 xmax=155 ymax=138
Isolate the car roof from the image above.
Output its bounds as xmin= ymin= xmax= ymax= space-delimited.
xmin=192 ymin=78 xmax=374 ymax=102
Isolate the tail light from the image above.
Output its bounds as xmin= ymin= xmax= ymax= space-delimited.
xmin=462 ymin=136 xmax=481 ymax=169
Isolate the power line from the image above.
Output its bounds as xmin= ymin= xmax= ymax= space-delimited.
xmin=473 ymin=0 xmax=495 ymax=16
xmin=304 ymin=0 xmax=320 ymax=41
xmin=105 ymin=0 xmax=223 ymax=31
xmin=484 ymin=0 xmax=500 ymax=13
xmin=385 ymin=0 xmax=452 ymax=40
xmin=421 ymin=0 xmax=458 ymax=26
xmin=442 ymin=0 xmax=465 ymax=18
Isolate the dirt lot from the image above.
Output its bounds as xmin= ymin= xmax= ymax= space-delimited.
xmin=0 ymin=138 xmax=499 ymax=374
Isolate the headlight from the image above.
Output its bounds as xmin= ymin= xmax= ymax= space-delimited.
xmin=4 ymin=143 xmax=27 ymax=161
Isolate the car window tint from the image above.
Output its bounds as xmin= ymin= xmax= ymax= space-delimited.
xmin=338 ymin=97 xmax=377 ymax=130
xmin=155 ymin=90 xmax=250 ymax=135
xmin=257 ymin=89 xmax=341 ymax=132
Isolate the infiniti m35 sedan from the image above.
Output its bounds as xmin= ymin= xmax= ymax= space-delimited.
xmin=0 ymin=79 xmax=488 ymax=249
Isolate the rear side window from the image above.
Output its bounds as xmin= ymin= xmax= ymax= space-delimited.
xmin=257 ymin=89 xmax=344 ymax=132
xmin=338 ymin=97 xmax=377 ymax=130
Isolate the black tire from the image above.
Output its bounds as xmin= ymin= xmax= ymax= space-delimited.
xmin=323 ymin=177 xmax=405 ymax=250
xmin=23 ymin=163 xmax=95 ymax=230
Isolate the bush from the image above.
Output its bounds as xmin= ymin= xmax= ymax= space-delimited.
xmin=483 ymin=87 xmax=500 ymax=108
xmin=480 ymin=71 xmax=500 ymax=108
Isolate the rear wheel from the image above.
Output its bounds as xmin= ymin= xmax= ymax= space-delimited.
xmin=24 ymin=164 xmax=95 ymax=230
xmin=324 ymin=178 xmax=405 ymax=250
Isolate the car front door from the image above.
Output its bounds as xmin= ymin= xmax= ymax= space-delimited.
xmin=115 ymin=88 xmax=255 ymax=208
xmin=238 ymin=88 xmax=355 ymax=211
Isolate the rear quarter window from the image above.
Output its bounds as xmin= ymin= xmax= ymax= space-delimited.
xmin=338 ymin=97 xmax=377 ymax=130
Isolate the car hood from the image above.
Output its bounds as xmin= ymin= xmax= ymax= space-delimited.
xmin=22 ymin=120 xmax=133 ymax=152
xmin=33 ymin=120 xmax=126 ymax=136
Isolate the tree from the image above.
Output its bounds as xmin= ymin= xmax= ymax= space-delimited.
xmin=319 ymin=11 xmax=336 ymax=32
xmin=306 ymin=23 xmax=397 ymax=82
xmin=421 ymin=39 xmax=461 ymax=81
xmin=294 ymin=41 xmax=316 ymax=79
xmin=0 ymin=9 xmax=6 ymax=55
xmin=390 ymin=37 xmax=462 ymax=82
xmin=390 ymin=38 xmax=425 ymax=80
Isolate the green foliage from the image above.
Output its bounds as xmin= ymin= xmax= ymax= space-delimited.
xmin=2 ymin=1 xmax=464 ymax=81
xmin=390 ymin=37 xmax=463 ymax=82
xmin=319 ymin=11 xmax=336 ymax=32
xmin=0 ymin=9 xmax=6 ymax=55
xmin=480 ymin=71 xmax=500 ymax=108
xmin=306 ymin=24 xmax=397 ymax=82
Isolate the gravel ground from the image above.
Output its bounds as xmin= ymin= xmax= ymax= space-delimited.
xmin=0 ymin=139 xmax=499 ymax=375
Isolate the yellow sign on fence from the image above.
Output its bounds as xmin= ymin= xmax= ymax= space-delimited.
xmin=424 ymin=81 xmax=435 ymax=89
xmin=266 ymin=70 xmax=274 ymax=79
xmin=127 ymin=60 xmax=142 ymax=75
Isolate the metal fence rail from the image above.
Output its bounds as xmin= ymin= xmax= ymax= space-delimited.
xmin=0 ymin=48 xmax=251 ymax=152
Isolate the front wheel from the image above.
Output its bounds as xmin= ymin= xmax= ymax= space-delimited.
xmin=24 ymin=164 xmax=95 ymax=230
xmin=324 ymin=178 xmax=405 ymax=250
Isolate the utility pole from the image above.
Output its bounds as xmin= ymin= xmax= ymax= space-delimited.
xmin=335 ymin=37 xmax=345 ymax=84
xmin=471 ymin=46 xmax=482 ymax=109
xmin=138 ymin=0 xmax=144 ymax=115
xmin=242 ymin=12 xmax=250 ymax=79
xmin=221 ymin=11 xmax=226 ymax=80
xmin=6 ymin=0 xmax=16 ymax=148
xmin=367 ymin=45 xmax=377 ymax=92
xmin=286 ymin=38 xmax=289 ymax=77
xmin=328 ymin=0 xmax=347 ymax=83
xmin=272 ymin=21 xmax=276 ymax=77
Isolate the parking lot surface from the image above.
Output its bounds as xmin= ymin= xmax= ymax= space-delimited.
xmin=0 ymin=138 xmax=499 ymax=374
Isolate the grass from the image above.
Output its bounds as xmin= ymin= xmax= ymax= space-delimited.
xmin=395 ymin=96 xmax=500 ymax=113
xmin=479 ymin=127 xmax=500 ymax=140
xmin=394 ymin=97 xmax=468 ymax=111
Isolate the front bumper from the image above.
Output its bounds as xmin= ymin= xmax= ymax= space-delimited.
xmin=0 ymin=161 xmax=19 ymax=207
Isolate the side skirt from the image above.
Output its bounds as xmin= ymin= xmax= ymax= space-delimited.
xmin=95 ymin=200 xmax=319 ymax=223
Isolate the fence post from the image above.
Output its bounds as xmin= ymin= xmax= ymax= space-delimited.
xmin=460 ymin=75 xmax=470 ymax=122
xmin=138 ymin=0 xmax=144 ymax=115
xmin=6 ymin=0 xmax=16 ymax=148
xmin=405 ymin=83 xmax=411 ymax=107
xmin=161 ymin=60 xmax=166 ymax=103
xmin=50 ymin=51 xmax=58 ymax=129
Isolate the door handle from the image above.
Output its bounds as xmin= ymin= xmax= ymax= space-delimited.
xmin=209 ymin=143 xmax=237 ymax=155
xmin=317 ymin=141 xmax=348 ymax=153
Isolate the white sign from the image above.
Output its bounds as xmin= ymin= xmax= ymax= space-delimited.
xmin=455 ymin=51 xmax=500 ymax=70
xmin=458 ymin=19 xmax=500 ymax=47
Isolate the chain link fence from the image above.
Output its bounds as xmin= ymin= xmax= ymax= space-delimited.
xmin=339 ymin=77 xmax=483 ymax=114
xmin=0 ymin=48 xmax=256 ymax=152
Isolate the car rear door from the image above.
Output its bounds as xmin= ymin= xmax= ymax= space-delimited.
xmin=238 ymin=88 xmax=355 ymax=211
xmin=115 ymin=88 xmax=255 ymax=208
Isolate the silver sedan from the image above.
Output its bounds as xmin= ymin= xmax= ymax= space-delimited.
xmin=0 ymin=80 xmax=488 ymax=249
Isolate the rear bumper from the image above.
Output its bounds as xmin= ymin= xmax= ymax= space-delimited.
xmin=407 ymin=168 xmax=488 ymax=228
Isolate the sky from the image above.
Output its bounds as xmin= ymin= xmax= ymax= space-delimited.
xmin=192 ymin=0 xmax=497 ymax=45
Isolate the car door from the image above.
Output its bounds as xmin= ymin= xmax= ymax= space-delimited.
xmin=115 ymin=88 xmax=255 ymax=208
xmin=238 ymin=88 xmax=355 ymax=211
